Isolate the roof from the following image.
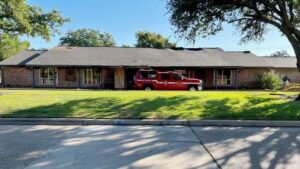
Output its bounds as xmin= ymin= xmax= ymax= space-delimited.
xmin=0 ymin=50 xmax=46 ymax=66
xmin=0 ymin=46 xmax=295 ymax=68
xmin=23 ymin=46 xmax=271 ymax=68
xmin=261 ymin=57 xmax=297 ymax=68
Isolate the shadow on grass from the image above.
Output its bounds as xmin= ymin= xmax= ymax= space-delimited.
xmin=2 ymin=94 xmax=300 ymax=120
xmin=3 ymin=96 xmax=199 ymax=119
xmin=199 ymin=97 xmax=300 ymax=120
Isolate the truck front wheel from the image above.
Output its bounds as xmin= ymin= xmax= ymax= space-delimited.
xmin=144 ymin=86 xmax=153 ymax=91
xmin=188 ymin=86 xmax=197 ymax=91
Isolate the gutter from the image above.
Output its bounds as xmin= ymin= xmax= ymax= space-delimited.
xmin=1 ymin=118 xmax=300 ymax=127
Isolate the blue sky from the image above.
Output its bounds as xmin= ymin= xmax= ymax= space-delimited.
xmin=24 ymin=0 xmax=294 ymax=56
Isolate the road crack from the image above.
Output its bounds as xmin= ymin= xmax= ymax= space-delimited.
xmin=189 ymin=126 xmax=223 ymax=169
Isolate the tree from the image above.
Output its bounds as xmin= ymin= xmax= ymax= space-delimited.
xmin=59 ymin=29 xmax=116 ymax=47
xmin=0 ymin=34 xmax=30 ymax=61
xmin=122 ymin=44 xmax=131 ymax=48
xmin=269 ymin=50 xmax=291 ymax=57
xmin=135 ymin=31 xmax=176 ymax=48
xmin=0 ymin=0 xmax=67 ymax=60
xmin=167 ymin=0 xmax=300 ymax=100
xmin=0 ymin=0 xmax=68 ymax=41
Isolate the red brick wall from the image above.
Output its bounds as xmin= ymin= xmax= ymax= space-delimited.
xmin=203 ymin=69 xmax=214 ymax=88
xmin=57 ymin=68 xmax=79 ymax=88
xmin=238 ymin=68 xmax=269 ymax=88
xmin=3 ymin=66 xmax=32 ymax=87
xmin=274 ymin=68 xmax=300 ymax=82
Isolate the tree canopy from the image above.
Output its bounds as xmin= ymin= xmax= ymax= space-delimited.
xmin=166 ymin=0 xmax=300 ymax=71
xmin=0 ymin=34 xmax=29 ymax=61
xmin=0 ymin=0 xmax=68 ymax=41
xmin=135 ymin=31 xmax=176 ymax=48
xmin=0 ymin=0 xmax=67 ymax=61
xmin=269 ymin=50 xmax=291 ymax=57
xmin=59 ymin=29 xmax=116 ymax=47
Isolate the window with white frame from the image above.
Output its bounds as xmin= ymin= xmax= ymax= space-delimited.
xmin=40 ymin=68 xmax=58 ymax=85
xmin=216 ymin=69 xmax=232 ymax=86
xmin=82 ymin=68 xmax=100 ymax=85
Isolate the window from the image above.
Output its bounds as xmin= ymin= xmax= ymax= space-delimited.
xmin=172 ymin=73 xmax=183 ymax=80
xmin=216 ymin=69 xmax=232 ymax=86
xmin=140 ymin=71 xmax=156 ymax=79
xmin=161 ymin=73 xmax=170 ymax=80
xmin=40 ymin=68 xmax=58 ymax=85
xmin=82 ymin=68 xmax=100 ymax=85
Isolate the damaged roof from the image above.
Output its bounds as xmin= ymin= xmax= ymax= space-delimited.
xmin=0 ymin=50 xmax=46 ymax=66
xmin=25 ymin=46 xmax=271 ymax=68
xmin=0 ymin=46 xmax=296 ymax=68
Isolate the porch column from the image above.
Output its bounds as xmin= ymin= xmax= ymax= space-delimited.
xmin=53 ymin=68 xmax=57 ymax=88
xmin=213 ymin=69 xmax=218 ymax=89
xmin=77 ymin=68 xmax=81 ymax=88
xmin=32 ymin=67 xmax=35 ymax=88
xmin=0 ymin=67 xmax=3 ymax=86
xmin=235 ymin=68 xmax=239 ymax=90
xmin=114 ymin=68 xmax=125 ymax=89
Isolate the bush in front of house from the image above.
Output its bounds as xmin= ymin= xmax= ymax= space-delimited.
xmin=258 ymin=70 xmax=283 ymax=90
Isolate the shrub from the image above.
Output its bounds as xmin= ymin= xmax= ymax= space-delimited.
xmin=258 ymin=70 xmax=283 ymax=90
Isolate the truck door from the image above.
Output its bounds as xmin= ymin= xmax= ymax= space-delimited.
xmin=171 ymin=73 xmax=186 ymax=90
xmin=157 ymin=72 xmax=171 ymax=90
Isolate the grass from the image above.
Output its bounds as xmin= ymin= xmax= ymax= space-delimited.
xmin=0 ymin=89 xmax=299 ymax=120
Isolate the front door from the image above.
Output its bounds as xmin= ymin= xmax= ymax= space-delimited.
xmin=170 ymin=73 xmax=186 ymax=90
xmin=215 ymin=69 xmax=232 ymax=87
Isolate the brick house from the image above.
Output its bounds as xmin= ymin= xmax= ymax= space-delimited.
xmin=0 ymin=46 xmax=299 ymax=89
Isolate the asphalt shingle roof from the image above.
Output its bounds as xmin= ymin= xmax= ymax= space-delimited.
xmin=0 ymin=50 xmax=46 ymax=66
xmin=1 ymin=46 xmax=296 ymax=68
xmin=23 ymin=46 xmax=272 ymax=68
xmin=261 ymin=57 xmax=297 ymax=68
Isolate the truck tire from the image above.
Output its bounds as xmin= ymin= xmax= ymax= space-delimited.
xmin=188 ymin=86 xmax=197 ymax=91
xmin=144 ymin=86 xmax=153 ymax=91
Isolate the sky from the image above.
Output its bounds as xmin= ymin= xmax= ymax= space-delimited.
xmin=24 ymin=0 xmax=294 ymax=56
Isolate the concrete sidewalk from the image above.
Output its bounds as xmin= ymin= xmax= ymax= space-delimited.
xmin=0 ymin=125 xmax=299 ymax=169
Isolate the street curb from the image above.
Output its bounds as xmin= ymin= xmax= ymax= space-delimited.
xmin=0 ymin=118 xmax=300 ymax=127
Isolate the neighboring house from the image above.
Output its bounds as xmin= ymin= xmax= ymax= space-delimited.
xmin=0 ymin=46 xmax=299 ymax=89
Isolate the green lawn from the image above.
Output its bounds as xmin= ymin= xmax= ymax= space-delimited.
xmin=0 ymin=89 xmax=299 ymax=120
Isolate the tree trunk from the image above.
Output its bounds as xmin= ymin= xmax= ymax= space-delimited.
xmin=297 ymin=94 xmax=300 ymax=101
xmin=292 ymin=44 xmax=300 ymax=101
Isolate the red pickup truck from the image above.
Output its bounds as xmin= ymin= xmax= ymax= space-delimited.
xmin=134 ymin=70 xmax=203 ymax=91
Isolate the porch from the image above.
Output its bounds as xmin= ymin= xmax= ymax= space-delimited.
xmin=32 ymin=67 xmax=125 ymax=89
xmin=31 ymin=67 xmax=244 ymax=89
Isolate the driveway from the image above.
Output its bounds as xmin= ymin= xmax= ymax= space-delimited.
xmin=0 ymin=125 xmax=299 ymax=169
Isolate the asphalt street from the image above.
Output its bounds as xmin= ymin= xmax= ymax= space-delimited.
xmin=0 ymin=125 xmax=299 ymax=169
